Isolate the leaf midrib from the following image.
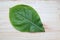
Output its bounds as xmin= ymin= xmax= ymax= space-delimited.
xmin=15 ymin=11 xmax=44 ymax=31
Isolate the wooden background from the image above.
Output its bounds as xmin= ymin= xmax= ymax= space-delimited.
xmin=0 ymin=0 xmax=60 ymax=40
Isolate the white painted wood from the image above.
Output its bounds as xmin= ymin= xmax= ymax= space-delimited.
xmin=0 ymin=1 xmax=60 ymax=40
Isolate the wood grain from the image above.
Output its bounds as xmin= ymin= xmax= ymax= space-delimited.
xmin=0 ymin=1 xmax=60 ymax=40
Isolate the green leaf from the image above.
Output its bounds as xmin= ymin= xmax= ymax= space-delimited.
xmin=9 ymin=4 xmax=45 ymax=32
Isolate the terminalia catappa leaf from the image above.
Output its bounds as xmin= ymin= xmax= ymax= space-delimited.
xmin=9 ymin=4 xmax=45 ymax=32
